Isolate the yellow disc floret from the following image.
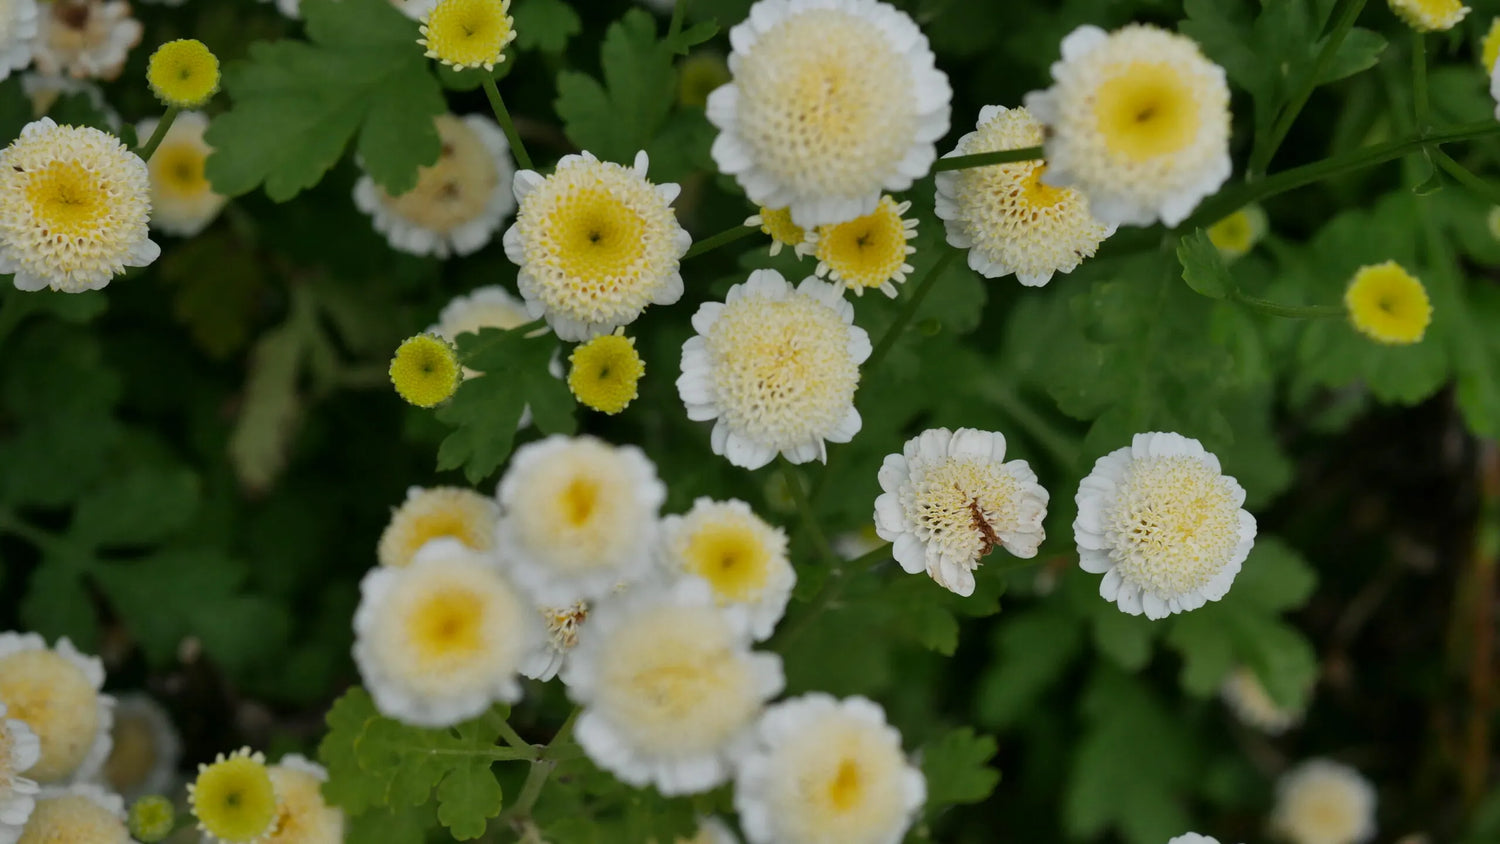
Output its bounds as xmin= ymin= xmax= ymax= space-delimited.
xmin=389 ymin=333 xmax=462 ymax=408
xmin=811 ymin=195 xmax=916 ymax=298
xmin=1344 ymin=261 xmax=1431 ymax=345
xmin=146 ymin=39 xmax=220 ymax=108
xmin=568 ymin=330 xmax=644 ymax=414
xmin=1388 ymin=0 xmax=1470 ymax=32
xmin=419 ymin=0 xmax=517 ymax=71
xmin=0 ymin=648 xmax=102 ymax=782
xmin=188 ymin=748 xmax=279 ymax=844
xmin=378 ymin=486 xmax=497 ymax=568
xmin=745 ymin=206 xmax=808 ymax=258
xmin=18 ymin=791 xmax=131 ymax=844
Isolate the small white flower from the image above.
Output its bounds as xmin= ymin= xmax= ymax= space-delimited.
xmin=1271 ymin=759 xmax=1377 ymax=844
xmin=1024 ymin=24 xmax=1231 ymax=228
xmin=707 ymin=0 xmax=951 ymax=227
xmin=660 ymin=498 xmax=795 ymax=641
xmin=0 ymin=701 xmax=41 ymax=843
xmin=518 ymin=601 xmax=590 ymax=682
xmin=874 ymin=428 xmax=1048 ymax=597
xmin=1169 ymin=835 xmax=1222 ymax=844
xmin=0 ymin=0 xmax=38 ymax=82
xmin=1221 ymin=666 xmax=1303 ymax=735
xmin=137 ymin=111 xmax=227 ymax=237
xmin=1073 ymin=432 xmax=1256 ymax=619
xmin=16 ymin=783 xmax=128 ymax=843
xmin=377 ymin=485 xmax=499 ymax=569
xmin=808 ymin=195 xmax=917 ymax=298
xmin=733 ymin=693 xmax=925 ymax=844
xmin=32 ymin=0 xmax=142 ymax=81
xmin=678 ymin=269 xmax=870 ymax=470
xmin=0 ymin=633 xmax=114 ymax=786
xmin=496 ymin=435 xmax=666 ymax=605
xmin=562 ymin=579 xmax=784 ymax=796
xmin=352 ymin=540 xmax=538 ymax=728
xmin=100 ymin=693 xmax=180 ymax=802
xmin=267 ymin=754 xmax=345 ymax=844
xmin=1388 ymin=0 xmax=1469 ymax=32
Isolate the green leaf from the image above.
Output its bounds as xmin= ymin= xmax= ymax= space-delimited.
xmin=513 ymin=0 xmax=582 ymax=53
xmin=1090 ymin=608 xmax=1156 ymax=671
xmin=319 ymin=688 xmax=387 ymax=815
xmin=21 ymin=559 xmax=99 ymax=650
xmin=975 ymin=606 xmax=1085 ymax=728
xmin=1319 ymin=28 xmax=1386 ymax=84
xmin=664 ymin=20 xmax=719 ymax=55
xmin=554 ymin=10 xmax=675 ymax=162
xmin=157 ymin=232 xmax=267 ymax=359
xmin=71 ymin=465 xmax=200 ymax=548
xmin=1178 ymin=229 xmax=1232 ymax=300
xmin=921 ymin=728 xmax=1000 ymax=813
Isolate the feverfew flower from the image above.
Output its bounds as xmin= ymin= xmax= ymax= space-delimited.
xmin=1073 ymin=432 xmax=1256 ymax=619
xmin=504 ymin=151 xmax=689 ymax=340
xmin=138 ymin=111 xmax=227 ymax=237
xmin=734 ymin=693 xmax=925 ymax=844
xmin=188 ymin=748 xmax=278 ymax=844
xmin=1270 ymin=759 xmax=1377 ymax=844
xmin=100 ymin=694 xmax=180 ymax=801
xmin=568 ymin=330 xmax=645 ymax=415
xmin=1024 ymin=24 xmax=1232 ymax=227
xmin=1169 ymin=836 xmax=1222 ymax=844
xmin=127 ymin=795 xmax=173 ymax=843
xmin=0 ymin=0 xmax=37 ymax=82
xmin=354 ymin=540 xmax=537 ymax=727
xmin=934 ymin=105 xmax=1112 ymax=286
xmin=1 ymin=702 xmax=41 ymax=842
xmin=354 ymin=114 xmax=516 ymax=259
xmin=388 ymin=333 xmax=462 ymax=408
xmin=1388 ymin=0 xmax=1468 ymax=32
xmin=419 ymin=0 xmax=515 ymax=71
xmin=0 ymin=633 xmax=114 ymax=785
xmin=518 ymin=601 xmax=589 ymax=682
xmin=1221 ymin=666 xmax=1303 ymax=735
xmin=145 ymin=39 xmax=218 ymax=108
xmin=1343 ymin=261 xmax=1431 ymax=346
xmin=678 ymin=270 xmax=870 ymax=470
xmin=32 ymin=0 xmax=142 ymax=81
xmin=1206 ymin=204 xmax=1268 ymax=262
xmin=809 ymin=195 xmax=916 ymax=298
xmin=433 ymin=285 xmax=531 ymax=343
xmin=377 ymin=485 xmax=499 ymax=569
xmin=680 ymin=817 xmax=740 ymax=844
xmin=562 ymin=579 xmax=784 ymax=795
xmin=875 ymin=428 xmax=1048 ymax=597
xmin=0 ymin=118 xmax=157 ymax=293
xmin=263 ymin=755 xmax=344 ymax=844
xmin=16 ymin=784 xmax=128 ymax=844
xmin=707 ymin=0 xmax=951 ymax=227
xmin=660 ymin=498 xmax=795 ymax=640
xmin=744 ymin=206 xmax=809 ymax=258
xmin=496 ymin=435 xmax=666 ymax=605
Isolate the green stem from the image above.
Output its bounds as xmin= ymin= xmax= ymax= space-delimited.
xmin=1250 ymin=0 xmax=1368 ymax=175
xmin=683 ymin=223 xmax=759 ymax=259
xmin=978 ymin=376 xmax=1081 ymax=470
xmin=667 ymin=0 xmax=688 ymax=43
xmin=1229 ymin=288 xmax=1343 ymax=319
xmin=138 ymin=106 xmax=180 ymax=162
xmin=1413 ymin=32 xmax=1429 ymax=129
xmin=546 ymin=706 xmax=580 ymax=756
xmin=1431 ymin=149 xmax=1500 ymax=207
xmin=498 ymin=707 xmax=582 ymax=827
xmin=496 ymin=720 xmax=532 ymax=753
xmin=481 ymin=75 xmax=533 ymax=171
xmin=782 ymin=460 xmax=839 ymax=569
xmin=864 ymin=248 xmax=958 ymax=374
xmin=931 ymin=146 xmax=1044 ymax=173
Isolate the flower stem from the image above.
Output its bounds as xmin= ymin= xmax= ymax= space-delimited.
xmin=138 ymin=106 xmax=180 ymax=162
xmin=864 ymin=248 xmax=958 ymax=374
xmin=931 ymin=146 xmax=1044 ymax=172
xmin=683 ymin=223 xmax=758 ymax=259
xmin=496 ymin=719 xmax=532 ymax=753
xmin=772 ymin=542 xmax=890 ymax=650
xmin=668 ymin=0 xmax=688 ymax=42
xmin=482 ymin=75 xmax=533 ymax=171
xmin=1229 ymin=288 xmax=1343 ymax=320
xmin=782 ymin=460 xmax=839 ymax=569
xmin=1412 ymin=32 xmax=1430 ymax=129
xmin=498 ymin=707 xmax=582 ymax=827
xmin=1431 ymin=148 xmax=1500 ymax=207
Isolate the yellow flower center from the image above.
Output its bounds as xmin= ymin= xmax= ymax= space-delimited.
xmin=1389 ymin=0 xmax=1470 ymax=32
xmin=1104 ymin=455 xmax=1242 ymax=599
xmin=150 ymin=141 xmax=209 ymax=199
xmin=19 ymin=793 xmax=130 ymax=844
xmin=421 ymin=0 xmax=514 ymax=70
xmin=388 ymin=334 xmax=462 ymax=408
xmin=551 ymin=189 xmax=648 ymax=280
xmin=683 ymin=522 xmax=772 ymax=602
xmin=1208 ymin=211 xmax=1253 ymax=255
xmin=409 ymin=587 xmax=485 ymax=662
xmin=560 ymin=476 xmax=599 ymax=527
xmin=26 ymin=160 xmax=104 ymax=238
xmin=1021 ymin=165 xmax=1069 ymax=209
xmin=190 ymin=754 xmax=279 ymax=843
xmin=103 ymin=710 xmax=160 ymax=793
xmin=826 ymin=758 xmax=864 ymax=812
xmin=772 ymin=716 xmax=911 ymax=842
xmin=265 ymin=766 xmax=342 ymax=844
xmin=0 ymin=649 xmax=100 ymax=782
xmin=1344 ymin=261 xmax=1431 ymax=345
xmin=378 ymin=487 xmax=495 ymax=568
xmin=567 ymin=332 xmax=644 ymax=414
xmin=382 ymin=115 xmax=499 ymax=234
xmin=753 ymin=206 xmax=806 ymax=250
xmin=147 ymin=39 xmax=221 ymax=108
xmin=813 ymin=196 xmax=913 ymax=292
xmin=1093 ymin=61 xmax=1199 ymax=161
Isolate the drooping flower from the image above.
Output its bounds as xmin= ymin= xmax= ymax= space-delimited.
xmin=100 ymin=694 xmax=180 ymax=802
xmin=0 ymin=0 xmax=38 ymax=82
xmin=733 ymin=693 xmax=925 ymax=844
xmin=874 ymin=428 xmax=1048 ymax=597
xmin=934 ymin=105 xmax=1112 ymax=286
xmin=0 ymin=633 xmax=114 ymax=785
xmin=145 ymin=38 xmax=218 ymax=108
xmin=188 ymin=748 xmax=279 ymax=844
xmin=263 ymin=755 xmax=344 ymax=844
xmin=418 ymin=0 xmax=515 ymax=71
xmin=1270 ymin=759 xmax=1377 ymax=844
xmin=1343 ymin=261 xmax=1431 ymax=346
xmin=568 ymin=330 xmax=645 ymax=415
xmin=504 ymin=150 xmax=690 ymax=340
xmin=377 ymin=485 xmax=499 ymax=569
xmin=809 ymin=195 xmax=917 ymax=298
xmin=15 ymin=784 xmax=129 ymax=844
xmin=678 ymin=269 xmax=870 ymax=470
xmin=0 ymin=702 xmax=41 ymax=842
xmin=1206 ymin=204 xmax=1267 ymax=261
xmin=1220 ymin=666 xmax=1304 ymax=735
xmin=707 ymin=0 xmax=951 ymax=228
xmin=1073 ymin=432 xmax=1256 ymax=619
xmin=1388 ymin=0 xmax=1469 ymax=32
xmin=1024 ymin=24 xmax=1232 ymax=228
xmin=518 ymin=601 xmax=589 ymax=682
xmin=388 ymin=333 xmax=462 ymax=408
xmin=660 ymin=498 xmax=795 ymax=640
xmin=32 ymin=0 xmax=142 ymax=81
xmin=138 ymin=111 xmax=227 ymax=237
xmin=744 ymin=206 xmax=809 ymax=258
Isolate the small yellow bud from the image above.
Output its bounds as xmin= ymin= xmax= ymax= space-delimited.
xmin=1344 ymin=261 xmax=1432 ymax=346
xmin=390 ymin=333 xmax=463 ymax=408
xmin=128 ymin=795 xmax=175 ymax=843
xmin=567 ymin=330 xmax=644 ymax=415
xmin=146 ymin=40 xmax=221 ymax=108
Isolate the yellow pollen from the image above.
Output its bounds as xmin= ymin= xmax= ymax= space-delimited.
xmin=1093 ymin=61 xmax=1199 ymax=161
xmin=1388 ymin=0 xmax=1470 ymax=32
xmin=26 ymin=160 xmax=103 ymax=238
xmin=683 ymin=523 xmax=772 ymax=602
xmin=561 ymin=477 xmax=599 ymax=527
xmin=551 ymin=189 xmax=648 ymax=279
xmin=813 ymin=195 xmax=915 ymax=293
xmin=410 ymin=588 xmax=485 ymax=661
xmin=147 ymin=39 xmax=221 ymax=107
xmin=420 ymin=0 xmax=515 ymax=71
xmin=1020 ymin=165 xmax=1068 ymax=209
xmin=753 ymin=206 xmax=806 ymax=250
xmin=1344 ymin=261 xmax=1431 ymax=345
xmin=567 ymin=331 xmax=644 ymax=414
xmin=388 ymin=333 xmax=462 ymax=408
xmin=826 ymin=758 xmax=863 ymax=811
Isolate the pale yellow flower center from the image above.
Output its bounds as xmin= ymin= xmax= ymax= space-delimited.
xmin=1093 ymin=61 xmax=1199 ymax=161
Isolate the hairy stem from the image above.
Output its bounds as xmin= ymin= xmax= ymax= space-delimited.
xmin=1229 ymin=289 xmax=1343 ymax=320
xmin=482 ymin=75 xmax=533 ymax=171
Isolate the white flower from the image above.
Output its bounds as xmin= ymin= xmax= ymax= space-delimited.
xmin=354 ymin=114 xmax=515 ymax=259
xmin=376 ymin=485 xmax=499 ymax=569
xmin=1024 ymin=24 xmax=1232 ymax=228
xmin=0 ymin=633 xmax=114 ymax=785
xmin=660 ymin=498 xmax=795 ymax=641
xmin=496 ymin=435 xmax=666 ymax=605
xmin=32 ymin=0 xmax=141 ymax=81
xmin=1073 ymin=432 xmax=1256 ymax=619
xmin=934 ymin=105 xmax=1113 ymax=286
xmin=1220 ymin=666 xmax=1303 ymax=735
xmin=681 ymin=817 xmax=741 ymax=844
xmin=21 ymin=73 xmax=120 ymax=131
xmin=265 ymin=755 xmax=344 ymax=844
xmin=352 ymin=540 xmax=538 ymax=728
xmin=432 ymin=285 xmax=532 ymax=342
xmin=137 ymin=111 xmax=226 ymax=237
xmin=503 ymin=150 xmax=689 ymax=341
xmin=0 ymin=0 xmax=38 ymax=81
xmin=1169 ymin=835 xmax=1222 ymax=844
xmin=0 ymin=702 xmax=41 ymax=844
xmin=707 ymin=0 xmax=951 ymax=227
xmin=733 ymin=693 xmax=924 ymax=844
xmin=678 ymin=269 xmax=870 ymax=469
xmin=1270 ymin=759 xmax=1377 ymax=844
xmin=874 ymin=428 xmax=1048 ymax=597
xmin=100 ymin=694 xmax=180 ymax=802
xmin=808 ymin=195 xmax=917 ymax=298
xmin=562 ymin=579 xmax=783 ymax=796
xmin=518 ymin=601 xmax=589 ymax=682
xmin=1388 ymin=0 xmax=1469 ymax=32
xmin=16 ymin=783 xmax=127 ymax=843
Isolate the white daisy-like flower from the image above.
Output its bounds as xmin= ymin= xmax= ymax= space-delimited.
xmin=678 ymin=269 xmax=870 ymax=470
xmin=496 ymin=435 xmax=666 ymax=605
xmin=137 ymin=111 xmax=226 ymax=238
xmin=264 ymin=755 xmax=344 ymax=844
xmin=1024 ymin=24 xmax=1232 ymax=228
xmin=100 ymin=694 xmax=180 ymax=802
xmin=16 ymin=784 xmax=128 ymax=843
xmin=0 ymin=0 xmax=38 ymax=81
xmin=808 ymin=195 xmax=916 ymax=298
xmin=503 ymin=150 xmax=689 ymax=341
xmin=1221 ymin=666 xmax=1303 ymax=735
xmin=353 ymin=539 xmax=538 ymax=728
xmin=20 ymin=74 xmax=120 ymax=131
xmin=734 ymin=693 xmax=925 ymax=844
xmin=875 ymin=428 xmax=1048 ymax=597
xmin=1388 ymin=0 xmax=1469 ymax=32
xmin=1073 ymin=431 xmax=1256 ymax=619
xmin=1169 ymin=835 xmax=1222 ymax=844
xmin=32 ymin=0 xmax=141 ymax=81
xmin=561 ymin=578 xmax=784 ymax=796
xmin=0 ymin=117 xmax=157 ymax=293
xmin=660 ymin=498 xmax=795 ymax=641
xmin=354 ymin=114 xmax=515 ymax=259
xmin=744 ymin=207 xmax=810 ymax=258
xmin=680 ymin=817 xmax=741 ymax=844
xmin=1 ymin=702 xmax=41 ymax=844
xmin=933 ymin=105 xmax=1113 ymax=286
xmin=0 ymin=633 xmax=114 ymax=786
xmin=518 ymin=601 xmax=589 ymax=682
xmin=707 ymin=0 xmax=951 ymax=227
xmin=376 ymin=485 xmax=499 ymax=569
xmin=1270 ymin=759 xmax=1377 ymax=844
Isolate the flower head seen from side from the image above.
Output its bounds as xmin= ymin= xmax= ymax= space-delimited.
xmin=1388 ymin=0 xmax=1469 ymax=32
xmin=418 ymin=0 xmax=515 ymax=71
xmin=377 ymin=485 xmax=499 ymax=569
xmin=1024 ymin=24 xmax=1232 ymax=228
xmin=1206 ymin=204 xmax=1267 ymax=262
xmin=934 ymin=105 xmax=1113 ymax=286
xmin=188 ymin=748 xmax=278 ymax=844
xmin=1073 ymin=432 xmax=1256 ymax=619
xmin=568 ymin=330 xmax=645 ymax=415
xmin=354 ymin=114 xmax=516 ymax=259
xmin=1270 ymin=759 xmax=1377 ymax=844
xmin=744 ymin=206 xmax=809 ymax=258
xmin=0 ymin=633 xmax=114 ymax=785
xmin=354 ymin=540 xmax=537 ymax=727
xmin=1220 ymin=666 xmax=1304 ymax=735
xmin=262 ymin=755 xmax=344 ymax=844
xmin=660 ymin=498 xmax=795 ymax=641
xmin=0 ymin=0 xmax=38 ymax=82
xmin=100 ymin=694 xmax=180 ymax=802
xmin=504 ymin=151 xmax=689 ymax=340
xmin=519 ymin=601 xmax=589 ymax=682
xmin=875 ymin=428 xmax=1049 ymax=597
xmin=678 ymin=270 xmax=870 ymax=470
xmin=15 ymin=784 xmax=129 ymax=844
xmin=32 ymin=0 xmax=142 ymax=81
xmin=138 ymin=111 xmax=226 ymax=237
xmin=707 ymin=0 xmax=951 ymax=228
xmin=0 ymin=702 xmax=41 ymax=841
xmin=562 ymin=579 xmax=784 ymax=796
xmin=809 ymin=195 xmax=916 ymax=298
xmin=733 ymin=693 xmax=925 ymax=844
xmin=146 ymin=38 xmax=218 ymax=108
xmin=496 ymin=435 xmax=666 ymax=605
xmin=1343 ymin=261 xmax=1431 ymax=346
xmin=389 ymin=333 xmax=462 ymax=408
xmin=0 ymin=118 xmax=157 ymax=293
